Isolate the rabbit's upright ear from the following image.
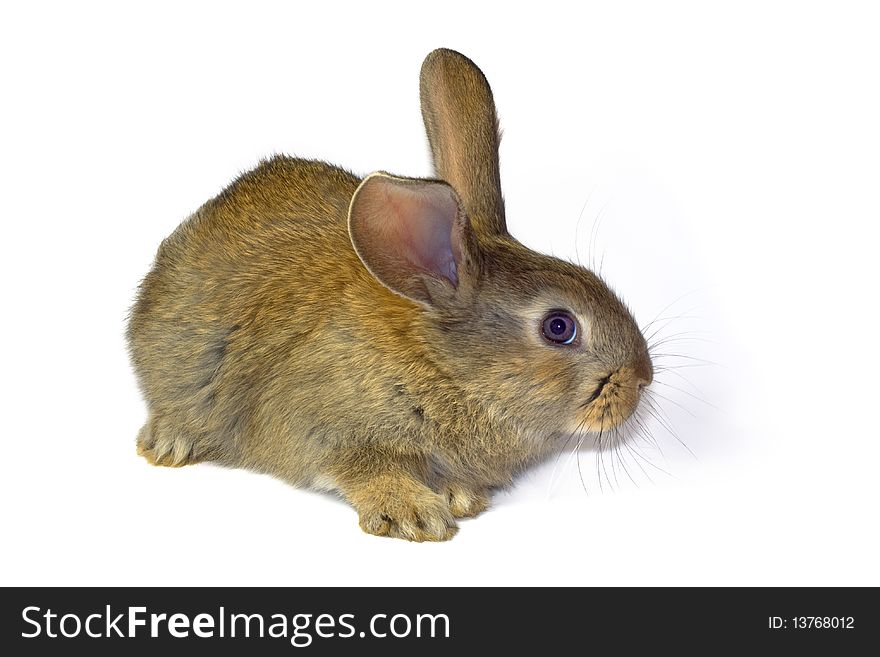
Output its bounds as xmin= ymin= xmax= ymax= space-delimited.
xmin=420 ymin=48 xmax=507 ymax=238
xmin=348 ymin=173 xmax=478 ymax=306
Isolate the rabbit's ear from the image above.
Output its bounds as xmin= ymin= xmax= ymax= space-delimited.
xmin=420 ymin=48 xmax=507 ymax=238
xmin=348 ymin=173 xmax=476 ymax=306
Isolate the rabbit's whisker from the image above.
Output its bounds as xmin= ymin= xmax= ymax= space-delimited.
xmin=644 ymin=393 xmax=697 ymax=460
xmin=639 ymin=288 xmax=704 ymax=334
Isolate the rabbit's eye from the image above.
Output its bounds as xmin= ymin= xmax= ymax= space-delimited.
xmin=541 ymin=311 xmax=578 ymax=345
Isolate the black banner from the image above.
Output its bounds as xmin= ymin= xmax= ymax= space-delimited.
xmin=1 ymin=587 xmax=875 ymax=654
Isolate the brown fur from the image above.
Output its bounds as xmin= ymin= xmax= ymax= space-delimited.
xmin=127 ymin=49 xmax=652 ymax=541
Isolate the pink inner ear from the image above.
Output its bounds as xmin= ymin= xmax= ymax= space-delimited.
xmin=349 ymin=174 xmax=467 ymax=303
xmin=385 ymin=184 xmax=461 ymax=286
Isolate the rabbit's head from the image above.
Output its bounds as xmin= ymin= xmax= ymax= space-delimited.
xmin=348 ymin=49 xmax=651 ymax=438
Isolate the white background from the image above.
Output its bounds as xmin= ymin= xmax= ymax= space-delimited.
xmin=2 ymin=1 xmax=878 ymax=586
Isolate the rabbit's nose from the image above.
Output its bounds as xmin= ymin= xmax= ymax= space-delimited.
xmin=633 ymin=353 xmax=653 ymax=390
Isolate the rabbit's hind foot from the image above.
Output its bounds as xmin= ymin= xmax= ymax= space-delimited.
xmin=136 ymin=415 xmax=200 ymax=468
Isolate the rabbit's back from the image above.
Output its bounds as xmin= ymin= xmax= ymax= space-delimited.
xmin=127 ymin=157 xmax=363 ymax=466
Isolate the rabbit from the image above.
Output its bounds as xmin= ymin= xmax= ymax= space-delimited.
xmin=127 ymin=48 xmax=653 ymax=542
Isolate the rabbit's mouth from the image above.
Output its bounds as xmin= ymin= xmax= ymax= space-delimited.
xmin=584 ymin=374 xmax=613 ymax=406
xmin=578 ymin=362 xmax=652 ymax=432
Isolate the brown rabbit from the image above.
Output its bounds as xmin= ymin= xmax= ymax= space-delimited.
xmin=127 ymin=48 xmax=653 ymax=541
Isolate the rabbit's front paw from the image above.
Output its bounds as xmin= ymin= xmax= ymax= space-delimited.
xmin=353 ymin=475 xmax=458 ymax=542
xmin=442 ymin=483 xmax=490 ymax=519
